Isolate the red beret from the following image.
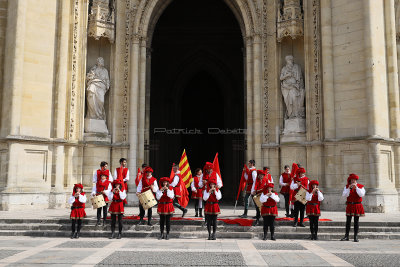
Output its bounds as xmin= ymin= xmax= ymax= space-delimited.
xmin=204 ymin=162 xmax=213 ymax=170
xmin=257 ymin=170 xmax=266 ymax=175
xmin=112 ymin=180 xmax=123 ymax=186
xmin=144 ymin=166 xmax=153 ymax=173
xmin=309 ymin=180 xmax=319 ymax=187
xmin=348 ymin=173 xmax=359 ymax=180
xmin=159 ymin=177 xmax=170 ymax=184
xmin=208 ymin=177 xmax=217 ymax=185
xmin=297 ymin=168 xmax=306 ymax=174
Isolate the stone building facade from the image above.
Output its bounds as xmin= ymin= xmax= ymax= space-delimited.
xmin=0 ymin=0 xmax=399 ymax=212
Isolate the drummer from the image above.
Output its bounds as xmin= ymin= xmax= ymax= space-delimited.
xmin=91 ymin=174 xmax=112 ymax=226
xmin=290 ymin=167 xmax=309 ymax=227
xmin=136 ymin=166 xmax=158 ymax=226
xmin=251 ymin=169 xmax=268 ymax=225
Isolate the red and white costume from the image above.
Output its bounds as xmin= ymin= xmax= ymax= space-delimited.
xmin=260 ymin=183 xmax=280 ymax=216
xmin=203 ymin=177 xmax=222 ymax=215
xmin=93 ymin=168 xmax=114 ymax=183
xmin=251 ymin=170 xmax=268 ymax=195
xmin=191 ymin=174 xmax=203 ymax=199
xmin=342 ymin=174 xmax=365 ymax=217
xmin=156 ymin=177 xmax=175 ymax=215
xmin=279 ymin=172 xmax=292 ymax=194
xmin=199 ymin=162 xmax=223 ymax=190
xmin=108 ymin=180 xmax=127 ymax=214
xmin=170 ymin=170 xmax=183 ymax=198
xmin=92 ymin=179 xmax=112 ymax=203
xmin=68 ymin=184 xmax=87 ymax=219
xmin=244 ymin=167 xmax=257 ymax=193
xmin=306 ymin=180 xmax=324 ymax=216
xmin=137 ymin=167 xmax=158 ymax=195
xmin=114 ymin=167 xmax=129 ymax=192
xmin=290 ymin=174 xmax=310 ymax=193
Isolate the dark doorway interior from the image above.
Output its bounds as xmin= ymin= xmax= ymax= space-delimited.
xmin=150 ymin=0 xmax=245 ymax=202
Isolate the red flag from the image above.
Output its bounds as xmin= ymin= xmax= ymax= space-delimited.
xmin=212 ymin=153 xmax=223 ymax=187
xmin=236 ymin=164 xmax=248 ymax=201
xmin=135 ymin=168 xmax=142 ymax=187
xmin=291 ymin=163 xmax=299 ymax=178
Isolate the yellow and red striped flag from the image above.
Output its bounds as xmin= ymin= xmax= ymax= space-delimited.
xmin=179 ymin=149 xmax=193 ymax=188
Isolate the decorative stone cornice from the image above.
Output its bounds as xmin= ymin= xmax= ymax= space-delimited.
xmin=277 ymin=0 xmax=304 ymax=42
xmin=88 ymin=0 xmax=115 ymax=43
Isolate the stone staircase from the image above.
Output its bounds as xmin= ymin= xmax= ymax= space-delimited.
xmin=0 ymin=218 xmax=399 ymax=240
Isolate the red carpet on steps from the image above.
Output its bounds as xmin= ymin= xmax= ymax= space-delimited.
xmin=106 ymin=215 xmax=332 ymax=227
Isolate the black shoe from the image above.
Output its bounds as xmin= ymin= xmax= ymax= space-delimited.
xmin=95 ymin=220 xmax=100 ymax=227
xmin=299 ymin=223 xmax=306 ymax=227
xmin=314 ymin=234 xmax=318 ymax=240
xmin=102 ymin=220 xmax=106 ymax=226
xmin=75 ymin=232 xmax=80 ymax=239
xmin=340 ymin=235 xmax=349 ymax=241
xmin=285 ymin=214 xmax=290 ymax=218
xmin=158 ymin=233 xmax=163 ymax=240
xmin=271 ymin=235 xmax=276 ymax=241
xmin=252 ymin=216 xmax=258 ymax=219
xmin=195 ymin=213 xmax=198 ymax=217
xmin=354 ymin=236 xmax=359 ymax=242
xmin=72 ymin=232 xmax=78 ymax=239
xmin=182 ymin=209 xmax=188 ymax=218
xmin=307 ymin=235 xmax=313 ymax=240
xmin=208 ymin=233 xmax=212 ymax=240
xmin=109 ymin=232 xmax=115 ymax=239
xmin=117 ymin=233 xmax=121 ymax=239
xmin=165 ymin=233 xmax=169 ymax=240
xmin=70 ymin=232 xmax=75 ymax=239
xmin=263 ymin=234 xmax=267 ymax=241
xmin=212 ymin=233 xmax=216 ymax=240
xmin=253 ymin=219 xmax=259 ymax=226
xmin=293 ymin=222 xmax=298 ymax=227
xmin=147 ymin=221 xmax=152 ymax=226
xmin=239 ymin=210 xmax=248 ymax=218
xmin=138 ymin=219 xmax=145 ymax=225
xmin=199 ymin=209 xmax=203 ymax=218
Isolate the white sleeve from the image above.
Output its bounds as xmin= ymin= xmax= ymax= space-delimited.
xmin=279 ymin=175 xmax=285 ymax=186
xmin=260 ymin=193 xmax=268 ymax=203
xmin=68 ymin=196 xmax=76 ymax=204
xmin=203 ymin=190 xmax=210 ymax=201
xmin=217 ymin=174 xmax=223 ymax=188
xmin=137 ymin=180 xmax=143 ymax=193
xmin=252 ymin=171 xmax=257 ymax=183
xmin=113 ymin=169 xmax=118 ymax=180
xmin=156 ymin=190 xmax=163 ymax=200
xmin=270 ymin=193 xmax=280 ymax=202
xmin=270 ymin=176 xmax=274 ymax=183
xmin=109 ymin=173 xmax=114 ymax=182
xmin=356 ymin=186 xmax=366 ymax=197
xmin=306 ymin=179 xmax=309 ymax=191
xmin=167 ymin=189 xmax=175 ymax=199
xmin=92 ymin=171 xmax=98 ymax=184
xmin=317 ymin=191 xmax=324 ymax=201
xmin=244 ymin=172 xmax=248 ymax=181
xmin=152 ymin=180 xmax=159 ymax=192
xmin=215 ymin=190 xmax=222 ymax=200
xmin=124 ymin=170 xmax=130 ymax=182
xmin=91 ymin=185 xmax=97 ymax=195
xmin=290 ymin=180 xmax=298 ymax=190
xmin=342 ymin=186 xmax=350 ymax=197
xmin=251 ymin=181 xmax=256 ymax=194
xmin=170 ymin=176 xmax=179 ymax=187
xmin=306 ymin=191 xmax=313 ymax=201
xmin=78 ymin=194 xmax=87 ymax=203
xmin=104 ymin=184 xmax=112 ymax=196
xmin=199 ymin=177 xmax=203 ymax=188
xmin=119 ymin=190 xmax=127 ymax=200
xmin=191 ymin=181 xmax=196 ymax=191
xmin=108 ymin=191 xmax=114 ymax=201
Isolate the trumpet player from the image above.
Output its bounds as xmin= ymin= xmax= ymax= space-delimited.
xmin=108 ymin=180 xmax=127 ymax=239
xmin=68 ymin=183 xmax=87 ymax=239
xmin=290 ymin=167 xmax=309 ymax=227
xmin=305 ymin=180 xmax=324 ymax=240
xmin=203 ymin=177 xmax=222 ymax=240
xmin=156 ymin=177 xmax=175 ymax=240
xmin=260 ymin=183 xmax=280 ymax=241
xmin=341 ymin=173 xmax=365 ymax=242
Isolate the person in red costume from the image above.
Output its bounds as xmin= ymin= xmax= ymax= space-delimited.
xmin=341 ymin=173 xmax=366 ymax=242
xmin=305 ymin=180 xmax=324 ymax=240
xmin=91 ymin=174 xmax=112 ymax=226
xmin=108 ymin=180 xmax=127 ymax=239
xmin=290 ymin=167 xmax=309 ymax=227
xmin=191 ymin=168 xmax=204 ymax=217
xmin=92 ymin=161 xmax=114 ymax=183
xmin=260 ymin=183 xmax=280 ymax=241
xmin=68 ymin=183 xmax=87 ymax=239
xmin=136 ymin=166 xmax=158 ymax=225
xmin=156 ymin=177 xmax=175 ymax=240
xmin=170 ymin=163 xmax=188 ymax=217
xmin=203 ymin=176 xmax=222 ymax=240
xmin=279 ymin=165 xmax=292 ymax=217
xmin=114 ymin=158 xmax=130 ymax=206
xmin=251 ymin=169 xmax=268 ymax=225
xmin=240 ymin=159 xmax=257 ymax=218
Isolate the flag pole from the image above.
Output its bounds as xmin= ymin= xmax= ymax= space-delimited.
xmin=234 ymin=200 xmax=238 ymax=214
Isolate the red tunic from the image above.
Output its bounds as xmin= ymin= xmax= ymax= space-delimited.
xmin=306 ymin=192 xmax=321 ymax=216
xmin=116 ymin=167 xmax=129 ymax=192
xmin=142 ymin=177 xmax=157 ymax=193
xmin=280 ymin=173 xmax=291 ymax=194
xmin=191 ymin=176 xmax=203 ymax=199
xmin=70 ymin=193 xmax=86 ymax=219
xmin=96 ymin=169 xmax=110 ymax=182
xmin=95 ymin=180 xmax=110 ymax=203
xmin=346 ymin=184 xmax=365 ymax=216
xmin=157 ymin=187 xmax=175 ymax=215
xmin=109 ymin=190 xmax=125 ymax=214
xmin=253 ymin=176 xmax=267 ymax=195
xmin=246 ymin=168 xmax=256 ymax=193
xmin=171 ymin=173 xmax=182 ymax=197
xmin=204 ymin=190 xmax=220 ymax=215
xmin=261 ymin=192 xmax=278 ymax=217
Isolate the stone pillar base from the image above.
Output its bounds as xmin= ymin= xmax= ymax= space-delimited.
xmin=0 ymin=192 xmax=67 ymax=211
xmin=127 ymin=192 xmax=139 ymax=206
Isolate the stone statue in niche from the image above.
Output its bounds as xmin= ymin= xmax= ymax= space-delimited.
xmin=280 ymin=55 xmax=306 ymax=134
xmin=84 ymin=57 xmax=110 ymax=134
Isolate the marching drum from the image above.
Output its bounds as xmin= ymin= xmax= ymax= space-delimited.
xmin=294 ymin=187 xmax=308 ymax=205
xmin=138 ymin=190 xmax=157 ymax=210
xmin=253 ymin=193 xmax=263 ymax=209
xmin=91 ymin=194 xmax=106 ymax=209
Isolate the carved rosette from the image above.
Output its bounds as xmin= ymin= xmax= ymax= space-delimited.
xmin=88 ymin=0 xmax=115 ymax=43
xmin=277 ymin=0 xmax=304 ymax=42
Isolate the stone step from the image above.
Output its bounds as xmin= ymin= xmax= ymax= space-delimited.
xmin=1 ymin=223 xmax=399 ymax=233
xmin=0 ymin=229 xmax=399 ymax=240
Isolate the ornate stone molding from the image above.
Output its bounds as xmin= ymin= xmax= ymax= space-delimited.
xmin=262 ymin=0 xmax=269 ymax=143
xmin=277 ymin=0 xmax=304 ymax=42
xmin=88 ymin=0 xmax=115 ymax=43
xmin=395 ymin=0 xmax=400 ymax=41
